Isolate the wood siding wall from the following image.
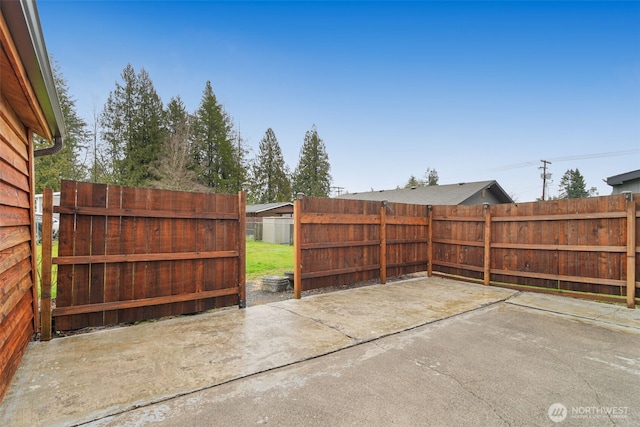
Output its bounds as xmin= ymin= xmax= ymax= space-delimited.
xmin=293 ymin=197 xmax=429 ymax=297
xmin=43 ymin=181 xmax=246 ymax=332
xmin=0 ymin=98 xmax=37 ymax=402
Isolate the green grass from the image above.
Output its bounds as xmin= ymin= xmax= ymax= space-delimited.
xmin=246 ymin=240 xmax=294 ymax=280
xmin=36 ymin=240 xmax=58 ymax=299
xmin=36 ymin=240 xmax=291 ymax=298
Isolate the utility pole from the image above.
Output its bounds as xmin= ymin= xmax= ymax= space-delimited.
xmin=539 ymin=160 xmax=552 ymax=201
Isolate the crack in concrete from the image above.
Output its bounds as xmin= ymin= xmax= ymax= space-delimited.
xmin=540 ymin=347 xmax=617 ymax=426
xmin=417 ymin=361 xmax=513 ymax=427
xmin=269 ymin=304 xmax=359 ymax=341
xmin=75 ymin=297 xmax=516 ymax=426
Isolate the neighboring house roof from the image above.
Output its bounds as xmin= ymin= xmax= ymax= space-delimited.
xmin=1 ymin=0 xmax=65 ymax=154
xmin=606 ymin=169 xmax=640 ymax=195
xmin=337 ymin=180 xmax=513 ymax=205
xmin=246 ymin=202 xmax=294 ymax=214
xmin=606 ymin=169 xmax=640 ymax=186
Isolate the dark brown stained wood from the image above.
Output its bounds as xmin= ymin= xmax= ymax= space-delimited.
xmin=380 ymin=205 xmax=387 ymax=284
xmin=301 ymin=240 xmax=381 ymax=250
xmin=428 ymin=195 xmax=638 ymax=304
xmin=0 ymin=12 xmax=52 ymax=139
xmin=55 ymin=180 xmax=76 ymax=330
xmin=40 ymin=189 xmax=53 ymax=340
xmin=0 ymin=204 xmax=29 ymax=227
xmin=0 ymin=225 xmax=29 ymax=252
xmin=0 ymin=113 xmax=27 ymax=154
xmin=0 ymin=241 xmax=30 ymax=273
xmin=1 ymin=7 xmax=62 ymax=402
xmin=156 ymin=188 xmax=173 ymax=318
xmin=104 ymin=184 xmax=122 ymax=325
xmin=0 ymin=180 xmax=29 ymax=209
xmin=0 ymin=283 xmax=33 ymax=402
xmin=52 ymin=286 xmax=240 ymax=316
xmin=0 ymin=156 xmax=29 ymax=192
xmin=71 ymin=182 xmax=92 ymax=329
xmin=118 ymin=185 xmax=137 ymax=323
xmin=88 ymin=184 xmax=107 ymax=326
xmin=0 ymin=271 xmax=31 ymax=321
xmin=55 ymin=205 xmax=239 ymax=220
xmin=293 ymin=198 xmax=302 ymax=299
xmin=483 ymin=204 xmax=491 ymax=285
xmin=50 ymin=181 xmax=244 ymax=331
xmin=238 ymin=191 xmax=246 ymax=308
xmin=296 ymin=197 xmax=428 ymax=293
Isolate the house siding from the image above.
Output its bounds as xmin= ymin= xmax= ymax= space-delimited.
xmin=462 ymin=190 xmax=503 ymax=206
xmin=610 ymin=179 xmax=640 ymax=195
xmin=0 ymin=94 xmax=37 ymax=402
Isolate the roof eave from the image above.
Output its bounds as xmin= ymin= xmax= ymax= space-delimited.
xmin=2 ymin=0 xmax=65 ymax=152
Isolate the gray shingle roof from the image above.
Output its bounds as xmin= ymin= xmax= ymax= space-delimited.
xmin=606 ymin=169 xmax=640 ymax=186
xmin=337 ymin=180 xmax=513 ymax=205
xmin=246 ymin=202 xmax=293 ymax=214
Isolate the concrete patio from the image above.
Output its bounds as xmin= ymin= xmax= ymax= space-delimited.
xmin=1 ymin=276 xmax=639 ymax=426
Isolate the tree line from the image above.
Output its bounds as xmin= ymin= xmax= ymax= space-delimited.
xmin=35 ymin=63 xmax=332 ymax=203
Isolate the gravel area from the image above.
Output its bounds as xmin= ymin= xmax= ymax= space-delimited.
xmin=246 ymin=271 xmax=429 ymax=306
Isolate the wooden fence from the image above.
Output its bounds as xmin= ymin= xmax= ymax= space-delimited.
xmin=293 ymin=197 xmax=429 ymax=298
xmin=40 ymin=181 xmax=246 ymax=339
xmin=293 ymin=194 xmax=638 ymax=308
xmin=431 ymin=193 xmax=638 ymax=307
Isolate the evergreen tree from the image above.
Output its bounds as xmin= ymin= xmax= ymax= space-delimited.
xmin=404 ymin=175 xmax=420 ymax=188
xmin=403 ymin=168 xmax=438 ymax=189
xmin=34 ymin=60 xmax=88 ymax=192
xmin=250 ymin=128 xmax=292 ymax=203
xmin=558 ymin=168 xmax=590 ymax=199
xmin=292 ymin=125 xmax=332 ymax=197
xmin=100 ymin=64 xmax=166 ymax=186
xmin=190 ymin=81 xmax=245 ymax=193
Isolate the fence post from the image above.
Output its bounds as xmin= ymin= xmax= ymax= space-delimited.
xmin=427 ymin=205 xmax=433 ymax=277
xmin=238 ymin=190 xmax=246 ymax=308
xmin=625 ymin=193 xmax=636 ymax=308
xmin=41 ymin=189 xmax=53 ymax=341
xmin=380 ymin=201 xmax=387 ymax=284
xmin=483 ymin=203 xmax=491 ymax=286
xmin=293 ymin=197 xmax=302 ymax=299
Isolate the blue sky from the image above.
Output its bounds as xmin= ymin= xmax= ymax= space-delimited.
xmin=37 ymin=1 xmax=639 ymax=201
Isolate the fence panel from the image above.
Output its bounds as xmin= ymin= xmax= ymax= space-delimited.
xmin=431 ymin=194 xmax=638 ymax=307
xmin=294 ymin=197 xmax=429 ymax=297
xmin=47 ymin=180 xmax=245 ymax=332
xmin=295 ymin=193 xmax=637 ymax=306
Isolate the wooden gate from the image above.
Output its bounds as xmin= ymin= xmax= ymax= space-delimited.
xmin=40 ymin=181 xmax=246 ymax=339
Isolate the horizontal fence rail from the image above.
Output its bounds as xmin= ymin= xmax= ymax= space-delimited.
xmin=40 ymin=181 xmax=246 ymax=338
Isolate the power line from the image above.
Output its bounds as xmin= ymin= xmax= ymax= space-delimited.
xmin=547 ymin=149 xmax=639 ymax=163
xmin=488 ymin=149 xmax=638 ymax=172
